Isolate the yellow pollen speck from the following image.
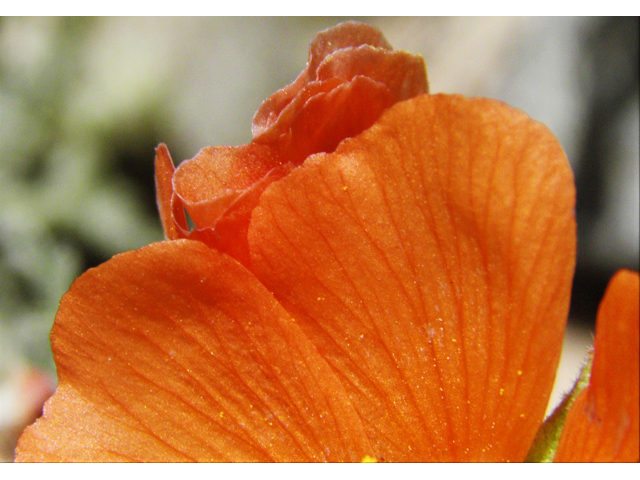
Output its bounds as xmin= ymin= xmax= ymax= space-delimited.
xmin=452 ymin=338 xmax=457 ymax=342
xmin=517 ymin=370 xmax=522 ymax=375
xmin=219 ymin=412 xmax=224 ymax=418
xmin=499 ymin=388 xmax=504 ymax=395
xmin=361 ymin=455 xmax=377 ymax=463
xmin=520 ymin=414 xmax=525 ymax=418
xmin=317 ymin=297 xmax=324 ymax=301
xmin=343 ymin=186 xmax=348 ymax=191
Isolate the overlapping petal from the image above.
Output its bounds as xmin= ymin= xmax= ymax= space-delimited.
xmin=159 ymin=22 xmax=427 ymax=267
xmin=554 ymin=269 xmax=639 ymax=462
xmin=16 ymin=240 xmax=372 ymax=462
xmin=249 ymin=94 xmax=577 ymax=461
xmin=252 ymin=21 xmax=426 ymax=147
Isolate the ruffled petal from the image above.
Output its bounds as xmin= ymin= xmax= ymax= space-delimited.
xmin=16 ymin=240 xmax=372 ymax=462
xmin=272 ymin=76 xmax=395 ymax=164
xmin=252 ymin=21 xmax=427 ymax=158
xmin=252 ymin=21 xmax=395 ymax=141
xmin=166 ymin=143 xmax=290 ymax=266
xmin=249 ymin=94 xmax=576 ymax=461
xmin=252 ymin=78 xmax=347 ymax=145
xmin=316 ymin=45 xmax=427 ymax=101
xmin=554 ymin=269 xmax=639 ymax=462
xmin=168 ymin=22 xmax=427 ymax=268
xmin=306 ymin=21 xmax=393 ymax=78
xmin=172 ymin=142 xmax=286 ymax=229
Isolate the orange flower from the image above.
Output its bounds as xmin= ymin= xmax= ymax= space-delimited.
xmin=15 ymin=22 xmax=638 ymax=462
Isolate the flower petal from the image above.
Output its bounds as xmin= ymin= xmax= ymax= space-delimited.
xmin=167 ymin=143 xmax=292 ymax=266
xmin=16 ymin=240 xmax=372 ymax=462
xmin=172 ymin=142 xmax=287 ymax=229
xmin=249 ymin=94 xmax=576 ymax=461
xmin=251 ymin=21 xmax=394 ymax=141
xmin=306 ymin=21 xmax=393 ymax=78
xmin=315 ymin=45 xmax=427 ymax=101
xmin=554 ymin=269 xmax=639 ymax=462
xmin=251 ymin=21 xmax=427 ymax=159
xmin=154 ymin=144 xmax=188 ymax=240
xmin=273 ymin=76 xmax=396 ymax=164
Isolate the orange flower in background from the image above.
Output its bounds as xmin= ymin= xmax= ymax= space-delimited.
xmin=554 ymin=270 xmax=639 ymax=462
xmin=15 ymin=22 xmax=639 ymax=462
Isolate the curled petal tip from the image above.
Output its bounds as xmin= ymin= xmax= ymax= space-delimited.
xmin=154 ymin=143 xmax=188 ymax=240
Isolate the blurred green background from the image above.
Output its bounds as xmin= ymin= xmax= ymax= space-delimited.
xmin=0 ymin=17 xmax=638 ymax=459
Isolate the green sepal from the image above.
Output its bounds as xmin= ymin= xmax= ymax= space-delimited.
xmin=525 ymin=350 xmax=594 ymax=462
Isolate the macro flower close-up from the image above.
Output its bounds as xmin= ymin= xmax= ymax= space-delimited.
xmin=9 ymin=20 xmax=639 ymax=463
